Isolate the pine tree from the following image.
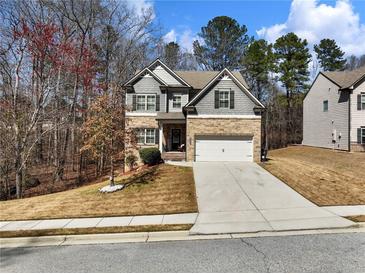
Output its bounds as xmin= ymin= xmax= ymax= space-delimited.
xmin=273 ymin=32 xmax=311 ymax=144
xmin=314 ymin=39 xmax=346 ymax=71
xmin=193 ymin=16 xmax=253 ymax=70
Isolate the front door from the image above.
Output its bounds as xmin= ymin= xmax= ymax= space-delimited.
xmin=171 ymin=129 xmax=181 ymax=150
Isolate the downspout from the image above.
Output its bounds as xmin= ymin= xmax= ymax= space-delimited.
xmin=348 ymin=88 xmax=352 ymax=152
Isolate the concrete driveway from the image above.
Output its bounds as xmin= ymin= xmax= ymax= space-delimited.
xmin=191 ymin=162 xmax=354 ymax=234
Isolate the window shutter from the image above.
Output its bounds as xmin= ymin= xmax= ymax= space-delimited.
xmin=357 ymin=94 xmax=362 ymax=110
xmin=155 ymin=129 xmax=159 ymax=145
xmin=156 ymin=95 xmax=160 ymax=111
xmin=230 ymin=90 xmax=235 ymax=109
xmin=132 ymin=95 xmax=136 ymax=111
xmin=215 ymin=90 xmax=219 ymax=109
xmin=357 ymin=128 xmax=362 ymax=144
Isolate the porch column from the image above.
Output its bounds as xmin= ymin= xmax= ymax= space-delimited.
xmin=159 ymin=122 xmax=163 ymax=152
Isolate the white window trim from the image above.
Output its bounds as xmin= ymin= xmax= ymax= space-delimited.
xmin=136 ymin=94 xmax=156 ymax=111
xmin=219 ymin=90 xmax=230 ymax=109
xmin=137 ymin=128 xmax=156 ymax=145
xmin=172 ymin=94 xmax=182 ymax=109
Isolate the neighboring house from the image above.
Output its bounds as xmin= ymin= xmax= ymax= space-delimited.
xmin=123 ymin=59 xmax=265 ymax=163
xmin=303 ymin=66 xmax=365 ymax=152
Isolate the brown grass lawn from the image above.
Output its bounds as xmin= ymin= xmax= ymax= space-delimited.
xmin=0 ymin=224 xmax=193 ymax=238
xmin=0 ymin=164 xmax=198 ymax=221
xmin=260 ymin=146 xmax=365 ymax=206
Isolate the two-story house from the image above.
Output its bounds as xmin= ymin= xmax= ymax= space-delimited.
xmin=123 ymin=59 xmax=265 ymax=163
xmin=303 ymin=66 xmax=365 ymax=152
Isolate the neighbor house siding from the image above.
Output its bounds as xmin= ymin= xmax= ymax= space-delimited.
xmin=125 ymin=76 xmax=166 ymax=112
xmin=350 ymin=80 xmax=365 ymax=151
xmin=303 ymin=74 xmax=350 ymax=150
xmin=193 ymin=79 xmax=257 ymax=115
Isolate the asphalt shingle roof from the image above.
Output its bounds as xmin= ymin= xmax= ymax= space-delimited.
xmin=322 ymin=66 xmax=365 ymax=89
xmin=174 ymin=70 xmax=249 ymax=90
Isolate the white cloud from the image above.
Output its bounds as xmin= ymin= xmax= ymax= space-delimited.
xmin=163 ymin=28 xmax=199 ymax=52
xmin=257 ymin=0 xmax=365 ymax=56
xmin=125 ymin=0 xmax=155 ymax=19
xmin=163 ymin=29 xmax=177 ymax=43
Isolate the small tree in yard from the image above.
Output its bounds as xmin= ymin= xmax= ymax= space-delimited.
xmin=81 ymin=86 xmax=133 ymax=186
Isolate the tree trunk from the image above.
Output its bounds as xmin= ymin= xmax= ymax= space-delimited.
xmin=110 ymin=155 xmax=114 ymax=187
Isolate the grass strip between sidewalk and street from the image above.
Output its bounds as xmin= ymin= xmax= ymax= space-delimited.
xmin=0 ymin=224 xmax=193 ymax=238
xmin=345 ymin=215 xmax=365 ymax=223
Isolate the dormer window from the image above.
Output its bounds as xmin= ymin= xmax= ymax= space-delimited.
xmin=172 ymin=95 xmax=182 ymax=109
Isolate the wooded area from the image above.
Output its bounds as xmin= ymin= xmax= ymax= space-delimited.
xmin=1 ymin=1 xmax=364 ymax=200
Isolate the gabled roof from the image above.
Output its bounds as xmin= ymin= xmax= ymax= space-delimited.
xmin=175 ymin=71 xmax=249 ymax=90
xmin=322 ymin=66 xmax=365 ymax=89
xmin=185 ymin=68 xmax=265 ymax=108
xmin=123 ymin=67 xmax=168 ymax=87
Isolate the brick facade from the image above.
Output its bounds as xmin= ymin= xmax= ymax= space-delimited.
xmin=186 ymin=117 xmax=262 ymax=162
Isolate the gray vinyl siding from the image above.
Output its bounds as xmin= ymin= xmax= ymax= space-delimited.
xmin=192 ymin=79 xmax=257 ymax=115
xmin=152 ymin=66 xmax=182 ymax=86
xmin=303 ymin=74 xmax=349 ymax=150
xmin=350 ymin=80 xmax=365 ymax=143
xmin=126 ymin=76 xmax=166 ymax=112
xmin=167 ymin=91 xmax=189 ymax=112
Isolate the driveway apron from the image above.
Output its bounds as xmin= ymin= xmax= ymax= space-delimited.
xmin=190 ymin=162 xmax=354 ymax=234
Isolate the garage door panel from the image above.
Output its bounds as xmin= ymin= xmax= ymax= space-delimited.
xmin=195 ymin=137 xmax=253 ymax=162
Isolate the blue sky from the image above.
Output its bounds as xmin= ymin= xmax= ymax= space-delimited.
xmin=144 ymin=0 xmax=365 ymax=56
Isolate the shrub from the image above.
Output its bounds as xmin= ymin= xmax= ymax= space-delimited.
xmin=139 ymin=147 xmax=161 ymax=166
xmin=25 ymin=177 xmax=41 ymax=189
xmin=126 ymin=154 xmax=138 ymax=170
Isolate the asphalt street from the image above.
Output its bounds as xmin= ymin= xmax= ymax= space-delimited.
xmin=1 ymin=232 xmax=364 ymax=272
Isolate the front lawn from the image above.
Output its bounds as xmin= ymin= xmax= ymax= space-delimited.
xmin=261 ymin=146 xmax=365 ymax=206
xmin=0 ymin=164 xmax=198 ymax=221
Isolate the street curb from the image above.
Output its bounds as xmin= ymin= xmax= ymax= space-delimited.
xmin=1 ymin=225 xmax=364 ymax=248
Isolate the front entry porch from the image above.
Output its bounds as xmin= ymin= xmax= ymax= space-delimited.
xmin=157 ymin=113 xmax=186 ymax=161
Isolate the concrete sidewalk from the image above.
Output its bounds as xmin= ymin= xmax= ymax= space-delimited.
xmin=191 ymin=162 xmax=355 ymax=234
xmin=0 ymin=213 xmax=198 ymax=232
xmin=322 ymin=205 xmax=365 ymax=217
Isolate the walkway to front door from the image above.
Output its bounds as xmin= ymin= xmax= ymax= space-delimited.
xmin=190 ymin=162 xmax=353 ymax=234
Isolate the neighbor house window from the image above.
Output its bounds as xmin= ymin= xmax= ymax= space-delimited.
xmin=136 ymin=128 xmax=156 ymax=145
xmin=136 ymin=94 xmax=156 ymax=111
xmin=362 ymin=128 xmax=365 ymax=144
xmin=219 ymin=90 xmax=229 ymax=108
xmin=323 ymin=100 xmax=328 ymax=112
xmin=172 ymin=95 xmax=182 ymax=108
xmin=361 ymin=94 xmax=365 ymax=110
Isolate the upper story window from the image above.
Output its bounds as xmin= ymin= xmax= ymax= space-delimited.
xmin=323 ymin=100 xmax=328 ymax=112
xmin=136 ymin=94 xmax=156 ymax=111
xmin=361 ymin=94 xmax=365 ymax=110
xmin=172 ymin=95 xmax=182 ymax=109
xmin=219 ymin=90 xmax=230 ymax=108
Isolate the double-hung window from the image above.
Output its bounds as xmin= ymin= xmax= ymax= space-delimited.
xmin=172 ymin=95 xmax=182 ymax=109
xmin=361 ymin=128 xmax=365 ymax=144
xmin=136 ymin=128 xmax=156 ymax=145
xmin=136 ymin=94 xmax=156 ymax=111
xmin=361 ymin=94 xmax=365 ymax=110
xmin=219 ymin=90 xmax=230 ymax=108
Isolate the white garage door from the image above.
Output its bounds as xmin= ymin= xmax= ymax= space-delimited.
xmin=195 ymin=136 xmax=253 ymax=162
